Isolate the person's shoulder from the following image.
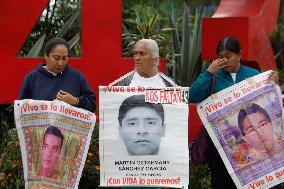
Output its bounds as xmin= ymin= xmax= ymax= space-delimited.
xmin=63 ymin=65 xmax=84 ymax=77
xmin=158 ymin=72 xmax=176 ymax=87
xmin=116 ymin=72 xmax=135 ymax=86
xmin=65 ymin=65 xmax=79 ymax=74
xmin=25 ymin=64 xmax=44 ymax=78
xmin=240 ymin=65 xmax=259 ymax=75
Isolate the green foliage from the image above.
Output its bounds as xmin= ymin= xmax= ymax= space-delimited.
xmin=168 ymin=3 xmax=207 ymax=86
xmin=79 ymin=125 xmax=100 ymax=188
xmin=26 ymin=33 xmax=46 ymax=58
xmin=122 ymin=1 xmax=216 ymax=86
xmin=18 ymin=0 xmax=81 ymax=58
xmin=0 ymin=128 xmax=24 ymax=189
xmin=122 ymin=5 xmax=170 ymax=59
xmin=0 ymin=105 xmax=22 ymax=188
xmin=0 ymin=106 xmax=12 ymax=143
xmin=190 ymin=163 xmax=211 ymax=189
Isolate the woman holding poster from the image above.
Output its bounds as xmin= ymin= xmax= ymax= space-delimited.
xmin=188 ymin=36 xmax=279 ymax=189
xmin=18 ymin=37 xmax=96 ymax=112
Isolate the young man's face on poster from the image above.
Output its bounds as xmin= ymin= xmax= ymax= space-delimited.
xmin=242 ymin=111 xmax=275 ymax=152
xmin=40 ymin=133 xmax=62 ymax=177
xmin=119 ymin=107 xmax=165 ymax=156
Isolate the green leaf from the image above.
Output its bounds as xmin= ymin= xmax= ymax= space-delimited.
xmin=56 ymin=9 xmax=79 ymax=37
xmin=181 ymin=3 xmax=190 ymax=84
xmin=168 ymin=12 xmax=181 ymax=80
xmin=68 ymin=32 xmax=80 ymax=50
xmin=27 ymin=33 xmax=46 ymax=57
xmin=187 ymin=6 xmax=204 ymax=85
xmin=187 ymin=7 xmax=203 ymax=85
xmin=161 ymin=27 xmax=175 ymax=31
xmin=148 ymin=10 xmax=159 ymax=32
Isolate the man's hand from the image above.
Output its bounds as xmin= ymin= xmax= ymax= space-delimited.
xmin=207 ymin=58 xmax=227 ymax=74
xmin=56 ymin=90 xmax=79 ymax=106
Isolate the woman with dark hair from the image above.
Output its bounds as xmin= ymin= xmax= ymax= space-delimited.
xmin=188 ymin=36 xmax=279 ymax=188
xmin=18 ymin=37 xmax=96 ymax=112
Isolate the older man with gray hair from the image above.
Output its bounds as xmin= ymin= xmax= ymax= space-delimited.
xmin=112 ymin=39 xmax=174 ymax=189
xmin=117 ymin=39 xmax=174 ymax=88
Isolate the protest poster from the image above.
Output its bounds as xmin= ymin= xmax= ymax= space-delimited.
xmin=99 ymin=86 xmax=189 ymax=188
xmin=14 ymin=100 xmax=96 ymax=189
xmin=197 ymin=71 xmax=284 ymax=189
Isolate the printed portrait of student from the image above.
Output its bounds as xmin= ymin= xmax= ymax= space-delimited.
xmin=39 ymin=126 xmax=64 ymax=178
xmin=118 ymin=94 xmax=165 ymax=156
xmin=188 ymin=36 xmax=279 ymax=189
xmin=238 ymin=103 xmax=283 ymax=159
xmin=18 ymin=37 xmax=96 ymax=112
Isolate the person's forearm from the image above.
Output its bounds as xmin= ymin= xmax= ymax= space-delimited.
xmin=78 ymin=95 xmax=96 ymax=112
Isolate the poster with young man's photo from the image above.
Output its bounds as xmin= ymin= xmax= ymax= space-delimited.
xmin=99 ymin=86 xmax=189 ymax=188
xmin=197 ymin=71 xmax=284 ymax=189
xmin=14 ymin=100 xmax=96 ymax=189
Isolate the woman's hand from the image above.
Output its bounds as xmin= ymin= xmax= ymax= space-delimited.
xmin=269 ymin=71 xmax=279 ymax=84
xmin=207 ymin=58 xmax=227 ymax=74
xmin=56 ymin=90 xmax=79 ymax=106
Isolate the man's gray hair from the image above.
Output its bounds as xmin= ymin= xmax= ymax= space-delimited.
xmin=137 ymin=39 xmax=159 ymax=60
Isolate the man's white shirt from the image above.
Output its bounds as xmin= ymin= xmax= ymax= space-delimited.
xmin=129 ymin=72 xmax=166 ymax=88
